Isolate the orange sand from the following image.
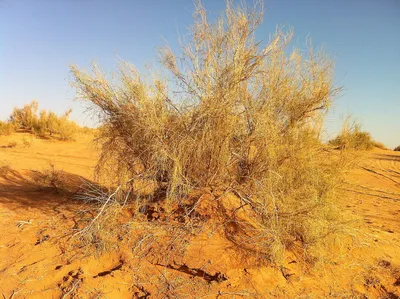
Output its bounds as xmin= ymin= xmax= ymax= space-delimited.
xmin=0 ymin=133 xmax=399 ymax=298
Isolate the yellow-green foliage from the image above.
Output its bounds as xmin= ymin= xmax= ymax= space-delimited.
xmin=9 ymin=102 xmax=79 ymax=141
xmin=36 ymin=109 xmax=79 ymax=141
xmin=0 ymin=121 xmax=15 ymax=135
xmin=329 ymin=122 xmax=381 ymax=150
xmin=71 ymin=2 xmax=348 ymax=263
xmin=9 ymin=101 xmax=39 ymax=130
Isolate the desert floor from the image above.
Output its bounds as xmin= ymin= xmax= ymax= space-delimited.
xmin=0 ymin=133 xmax=399 ymax=298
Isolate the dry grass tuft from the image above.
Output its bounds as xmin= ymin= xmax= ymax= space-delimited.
xmin=32 ymin=163 xmax=67 ymax=193
xmin=71 ymin=1 xmax=351 ymax=264
xmin=22 ymin=136 xmax=34 ymax=148
xmin=9 ymin=101 xmax=39 ymax=131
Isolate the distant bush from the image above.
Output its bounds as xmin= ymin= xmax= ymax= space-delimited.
xmin=329 ymin=123 xmax=381 ymax=150
xmin=58 ymin=119 xmax=79 ymax=141
xmin=0 ymin=121 xmax=15 ymax=135
xmin=9 ymin=101 xmax=39 ymax=131
xmin=35 ymin=109 xmax=79 ymax=141
xmin=72 ymin=2 xmax=349 ymax=264
xmin=394 ymin=145 xmax=400 ymax=151
xmin=9 ymin=102 xmax=80 ymax=141
xmin=372 ymin=141 xmax=387 ymax=150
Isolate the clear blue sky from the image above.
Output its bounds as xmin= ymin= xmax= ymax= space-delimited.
xmin=0 ymin=0 xmax=399 ymax=147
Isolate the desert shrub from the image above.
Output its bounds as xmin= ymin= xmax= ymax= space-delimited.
xmin=32 ymin=163 xmax=66 ymax=193
xmin=57 ymin=114 xmax=79 ymax=141
xmin=71 ymin=2 xmax=348 ymax=263
xmin=9 ymin=102 xmax=79 ymax=141
xmin=33 ymin=110 xmax=48 ymax=137
xmin=394 ymin=145 xmax=400 ymax=151
xmin=37 ymin=109 xmax=79 ymax=141
xmin=0 ymin=121 xmax=15 ymax=135
xmin=9 ymin=101 xmax=39 ymax=131
xmin=329 ymin=122 xmax=380 ymax=150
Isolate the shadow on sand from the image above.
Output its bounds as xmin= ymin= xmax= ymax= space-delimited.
xmin=0 ymin=166 xmax=101 ymax=214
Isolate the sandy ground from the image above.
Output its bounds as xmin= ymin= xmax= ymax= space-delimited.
xmin=0 ymin=133 xmax=399 ymax=298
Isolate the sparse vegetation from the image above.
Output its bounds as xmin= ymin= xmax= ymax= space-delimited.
xmin=22 ymin=136 xmax=33 ymax=148
xmin=35 ymin=109 xmax=79 ymax=140
xmin=394 ymin=145 xmax=400 ymax=151
xmin=0 ymin=121 xmax=15 ymax=135
xmin=9 ymin=101 xmax=39 ymax=131
xmin=329 ymin=121 xmax=384 ymax=150
xmin=32 ymin=163 xmax=66 ymax=193
xmin=7 ymin=101 xmax=80 ymax=141
xmin=71 ymin=1 xmax=349 ymax=264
